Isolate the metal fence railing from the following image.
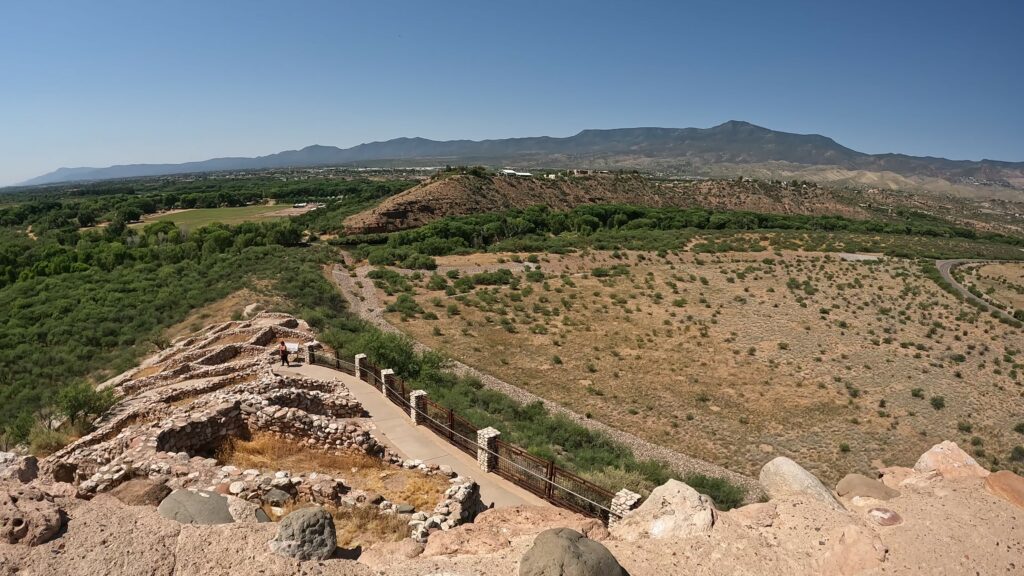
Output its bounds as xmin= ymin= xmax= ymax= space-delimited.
xmin=308 ymin=349 xmax=622 ymax=523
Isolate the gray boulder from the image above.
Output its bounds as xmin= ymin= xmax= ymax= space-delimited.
xmin=759 ymin=457 xmax=844 ymax=510
xmin=262 ymin=488 xmax=292 ymax=507
xmin=0 ymin=454 xmax=38 ymax=483
xmin=610 ymin=479 xmax=715 ymax=541
xmin=268 ymin=506 xmax=337 ymax=561
xmin=519 ymin=528 xmax=627 ymax=576
xmin=157 ymin=489 xmax=234 ymax=525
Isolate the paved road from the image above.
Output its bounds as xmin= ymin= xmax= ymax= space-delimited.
xmin=274 ymin=363 xmax=548 ymax=509
xmin=935 ymin=259 xmax=1018 ymax=323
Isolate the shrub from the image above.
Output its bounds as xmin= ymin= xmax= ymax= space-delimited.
xmin=684 ymin=473 xmax=745 ymax=510
xmin=911 ymin=388 xmax=924 ymax=398
xmin=28 ymin=425 xmax=70 ymax=457
xmin=930 ymin=396 xmax=946 ymax=410
xmin=839 ymin=443 xmax=851 ymax=453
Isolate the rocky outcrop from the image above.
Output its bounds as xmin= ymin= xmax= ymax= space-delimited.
xmin=818 ymin=524 xmax=888 ymax=575
xmin=423 ymin=506 xmax=608 ymax=557
xmin=759 ymin=456 xmax=844 ymax=510
xmin=913 ymin=440 xmax=990 ymax=480
xmin=984 ymin=470 xmax=1024 ymax=509
xmin=267 ymin=506 xmax=336 ymax=561
xmin=610 ymin=479 xmax=715 ymax=541
xmin=0 ymin=482 xmax=62 ymax=546
xmin=519 ymin=528 xmax=627 ymax=576
xmin=110 ymin=478 xmax=171 ymax=507
xmin=836 ymin=473 xmax=899 ymax=501
xmin=0 ymin=454 xmax=38 ymax=484
xmin=157 ymin=489 xmax=234 ymax=525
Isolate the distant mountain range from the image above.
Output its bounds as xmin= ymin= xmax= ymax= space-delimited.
xmin=15 ymin=121 xmax=1024 ymax=197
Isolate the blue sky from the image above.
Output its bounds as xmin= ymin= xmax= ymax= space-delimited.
xmin=1 ymin=0 xmax=1022 ymax=186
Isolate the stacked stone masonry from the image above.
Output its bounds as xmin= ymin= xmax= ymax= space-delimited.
xmin=41 ymin=312 xmax=481 ymax=538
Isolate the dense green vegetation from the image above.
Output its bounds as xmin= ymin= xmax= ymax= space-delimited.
xmin=342 ymin=204 xmax=1024 ymax=266
xmin=7 ymin=174 xmax=1024 ymax=508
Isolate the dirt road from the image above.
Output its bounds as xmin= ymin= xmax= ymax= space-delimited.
xmin=935 ymin=259 xmax=1017 ymax=323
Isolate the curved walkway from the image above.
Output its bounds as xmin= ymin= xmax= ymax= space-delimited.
xmin=274 ymin=362 xmax=548 ymax=509
xmin=330 ymin=262 xmax=764 ymax=500
xmin=936 ymin=259 xmax=1019 ymax=323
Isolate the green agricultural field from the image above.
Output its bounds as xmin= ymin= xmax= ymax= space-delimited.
xmin=131 ymin=204 xmax=295 ymax=230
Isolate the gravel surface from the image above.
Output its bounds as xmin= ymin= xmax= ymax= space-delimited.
xmin=331 ymin=263 xmax=764 ymax=501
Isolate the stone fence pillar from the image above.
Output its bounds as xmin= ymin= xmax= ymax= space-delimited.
xmin=380 ymin=368 xmax=394 ymax=394
xmin=354 ymin=353 xmax=367 ymax=379
xmin=409 ymin=390 xmax=428 ymax=424
xmin=608 ymin=488 xmax=643 ymax=527
xmin=476 ymin=427 xmax=500 ymax=472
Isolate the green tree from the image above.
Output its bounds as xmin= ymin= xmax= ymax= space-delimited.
xmin=56 ymin=382 xmax=115 ymax=428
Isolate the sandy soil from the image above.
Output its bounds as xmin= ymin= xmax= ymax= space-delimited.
xmin=368 ymin=250 xmax=1024 ymax=483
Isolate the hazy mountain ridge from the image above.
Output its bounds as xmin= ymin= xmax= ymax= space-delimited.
xmin=16 ymin=121 xmax=1024 ymax=195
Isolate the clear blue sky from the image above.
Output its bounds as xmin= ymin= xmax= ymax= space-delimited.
xmin=2 ymin=0 xmax=1022 ymax=186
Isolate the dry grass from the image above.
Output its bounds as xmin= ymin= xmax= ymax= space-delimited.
xmin=133 ymin=365 xmax=164 ymax=378
xmin=378 ymin=250 xmax=1024 ymax=482
xmin=262 ymin=501 xmax=410 ymax=549
xmin=217 ymin=433 xmax=447 ymax=510
xmin=965 ymin=262 xmax=1024 ymax=312
xmin=163 ymin=287 xmax=285 ymax=341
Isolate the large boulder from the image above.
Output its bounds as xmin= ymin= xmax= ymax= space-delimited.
xmin=1 ymin=482 xmax=62 ymax=546
xmin=110 ymin=478 xmax=171 ymax=507
xmin=610 ymin=479 xmax=715 ymax=541
xmin=424 ymin=506 xmax=608 ymax=558
xmin=759 ymin=457 xmax=844 ymax=510
xmin=914 ymin=441 xmax=989 ymax=480
xmin=157 ymin=489 xmax=234 ymax=525
xmin=226 ymin=495 xmax=270 ymax=523
xmin=984 ymin=470 xmax=1024 ymax=509
xmin=267 ymin=506 xmax=336 ymax=561
xmin=836 ymin=473 xmax=899 ymax=501
xmin=519 ymin=528 xmax=627 ymax=576
xmin=0 ymin=454 xmax=38 ymax=483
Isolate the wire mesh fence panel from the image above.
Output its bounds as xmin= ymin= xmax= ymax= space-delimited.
xmin=384 ymin=379 xmax=406 ymax=408
xmin=449 ymin=413 xmax=478 ymax=456
xmin=550 ymin=467 xmax=614 ymax=522
xmin=494 ymin=440 xmax=552 ymax=499
xmin=422 ymin=400 xmax=453 ymax=440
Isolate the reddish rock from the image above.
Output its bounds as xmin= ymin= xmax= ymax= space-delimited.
xmin=913 ymin=441 xmax=989 ymax=481
xmin=984 ymin=470 xmax=1024 ymax=509
xmin=867 ymin=507 xmax=903 ymax=526
xmin=110 ymin=479 xmax=171 ymax=507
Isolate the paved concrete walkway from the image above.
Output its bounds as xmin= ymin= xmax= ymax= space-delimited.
xmin=275 ymin=362 xmax=547 ymax=509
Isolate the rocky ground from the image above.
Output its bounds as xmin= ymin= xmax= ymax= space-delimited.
xmin=2 ymin=438 xmax=1022 ymax=575
xmin=2 ymin=311 xmax=1023 ymax=575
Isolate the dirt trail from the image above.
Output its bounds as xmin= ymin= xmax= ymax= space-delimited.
xmin=935 ymin=259 xmax=1018 ymax=323
xmin=329 ymin=261 xmax=764 ymax=501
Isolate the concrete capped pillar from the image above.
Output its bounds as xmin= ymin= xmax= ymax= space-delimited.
xmin=477 ymin=427 xmax=501 ymax=472
xmin=409 ymin=390 xmax=428 ymax=424
xmin=354 ymin=353 xmax=367 ymax=380
xmin=380 ymin=368 xmax=394 ymax=394
xmin=608 ymin=488 xmax=643 ymax=527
